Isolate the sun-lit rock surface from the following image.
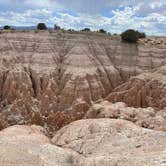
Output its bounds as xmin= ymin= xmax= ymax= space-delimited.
xmin=106 ymin=71 xmax=166 ymax=109
xmin=85 ymin=100 xmax=166 ymax=131
xmin=52 ymin=119 xmax=166 ymax=166
xmin=0 ymin=125 xmax=86 ymax=166
xmin=0 ymin=31 xmax=165 ymax=132
xmin=1 ymin=119 xmax=166 ymax=166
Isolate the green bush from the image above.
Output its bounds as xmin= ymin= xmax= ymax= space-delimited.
xmin=136 ymin=31 xmax=146 ymax=38
xmin=121 ymin=29 xmax=146 ymax=43
xmin=82 ymin=28 xmax=91 ymax=32
xmin=99 ymin=29 xmax=107 ymax=34
xmin=121 ymin=29 xmax=139 ymax=43
xmin=3 ymin=25 xmax=11 ymax=30
xmin=37 ymin=23 xmax=47 ymax=30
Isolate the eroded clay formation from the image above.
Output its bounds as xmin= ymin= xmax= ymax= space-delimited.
xmin=0 ymin=31 xmax=165 ymax=133
xmin=0 ymin=31 xmax=166 ymax=165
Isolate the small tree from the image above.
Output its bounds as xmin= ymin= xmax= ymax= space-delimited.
xmin=121 ymin=29 xmax=139 ymax=43
xmin=82 ymin=28 xmax=91 ymax=32
xmin=99 ymin=29 xmax=107 ymax=34
xmin=68 ymin=29 xmax=75 ymax=32
xmin=37 ymin=23 xmax=47 ymax=30
xmin=136 ymin=31 xmax=146 ymax=38
xmin=3 ymin=25 xmax=11 ymax=30
xmin=54 ymin=24 xmax=61 ymax=30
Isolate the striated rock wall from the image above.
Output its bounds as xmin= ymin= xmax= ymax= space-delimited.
xmin=106 ymin=70 xmax=166 ymax=109
xmin=0 ymin=31 xmax=165 ymax=132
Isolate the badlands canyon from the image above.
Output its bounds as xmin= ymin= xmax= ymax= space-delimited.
xmin=0 ymin=31 xmax=166 ymax=165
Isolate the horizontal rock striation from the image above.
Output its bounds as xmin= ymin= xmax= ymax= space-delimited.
xmin=106 ymin=71 xmax=166 ymax=109
xmin=0 ymin=31 xmax=165 ymax=132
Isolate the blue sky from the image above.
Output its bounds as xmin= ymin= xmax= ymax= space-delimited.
xmin=0 ymin=0 xmax=165 ymax=35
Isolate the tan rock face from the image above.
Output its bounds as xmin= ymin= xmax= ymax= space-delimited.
xmin=106 ymin=72 xmax=166 ymax=109
xmin=0 ymin=31 xmax=165 ymax=131
xmin=85 ymin=101 xmax=166 ymax=131
xmin=52 ymin=119 xmax=166 ymax=166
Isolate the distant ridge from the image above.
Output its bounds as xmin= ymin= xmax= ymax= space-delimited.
xmin=0 ymin=26 xmax=53 ymax=30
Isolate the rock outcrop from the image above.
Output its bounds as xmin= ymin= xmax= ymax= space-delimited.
xmin=85 ymin=100 xmax=166 ymax=131
xmin=1 ymin=120 xmax=166 ymax=166
xmin=0 ymin=31 xmax=165 ymax=131
xmin=52 ymin=119 xmax=166 ymax=165
xmin=0 ymin=125 xmax=86 ymax=166
xmin=106 ymin=71 xmax=166 ymax=109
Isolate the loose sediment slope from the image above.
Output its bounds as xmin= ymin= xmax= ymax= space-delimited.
xmin=0 ymin=31 xmax=165 ymax=132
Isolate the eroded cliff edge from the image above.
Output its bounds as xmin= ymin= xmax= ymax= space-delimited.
xmin=0 ymin=31 xmax=165 ymax=133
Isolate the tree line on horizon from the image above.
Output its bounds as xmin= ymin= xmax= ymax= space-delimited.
xmin=2 ymin=23 xmax=146 ymax=43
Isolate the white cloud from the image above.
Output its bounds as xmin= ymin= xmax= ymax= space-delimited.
xmin=0 ymin=0 xmax=165 ymax=35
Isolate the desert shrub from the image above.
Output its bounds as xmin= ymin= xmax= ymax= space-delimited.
xmin=121 ymin=29 xmax=146 ymax=43
xmin=82 ymin=28 xmax=91 ymax=32
xmin=136 ymin=31 xmax=146 ymax=38
xmin=121 ymin=29 xmax=139 ymax=43
xmin=99 ymin=29 xmax=107 ymax=34
xmin=68 ymin=29 xmax=73 ymax=32
xmin=37 ymin=23 xmax=47 ymax=30
xmin=3 ymin=25 xmax=11 ymax=30
xmin=31 ymin=112 xmax=44 ymax=126
xmin=67 ymin=29 xmax=76 ymax=33
xmin=34 ymin=30 xmax=38 ymax=33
